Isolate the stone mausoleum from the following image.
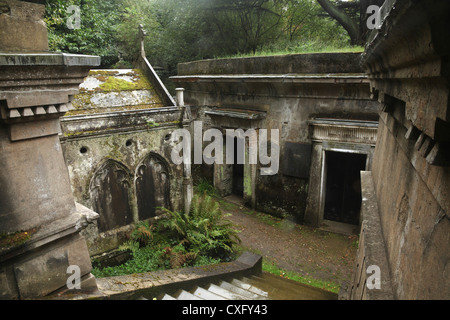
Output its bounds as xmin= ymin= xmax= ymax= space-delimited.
xmin=0 ymin=0 xmax=448 ymax=300
xmin=172 ymin=0 xmax=450 ymax=300
xmin=172 ymin=52 xmax=380 ymax=235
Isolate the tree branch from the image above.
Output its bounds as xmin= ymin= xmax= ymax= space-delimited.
xmin=316 ymin=0 xmax=361 ymax=44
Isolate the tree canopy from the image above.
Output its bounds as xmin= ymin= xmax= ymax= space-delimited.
xmin=44 ymin=0 xmax=379 ymax=80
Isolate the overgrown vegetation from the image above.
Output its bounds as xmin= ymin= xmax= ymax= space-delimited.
xmin=43 ymin=0 xmax=375 ymax=88
xmin=262 ymin=259 xmax=340 ymax=294
xmin=0 ymin=228 xmax=38 ymax=249
xmin=92 ymin=194 xmax=240 ymax=278
xmin=194 ymin=178 xmax=220 ymax=198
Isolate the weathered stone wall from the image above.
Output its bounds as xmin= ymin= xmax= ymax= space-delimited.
xmin=60 ymin=69 xmax=187 ymax=258
xmin=62 ymin=124 xmax=185 ymax=256
xmin=371 ymin=112 xmax=449 ymax=299
xmin=173 ymin=53 xmax=379 ymax=223
xmin=346 ymin=0 xmax=450 ymax=300
xmin=0 ymin=0 xmax=101 ymax=298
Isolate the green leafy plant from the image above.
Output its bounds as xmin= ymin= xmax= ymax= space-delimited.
xmin=160 ymin=194 xmax=241 ymax=260
xmin=194 ymin=178 xmax=219 ymax=197
xmin=118 ymin=240 xmax=140 ymax=253
xmin=131 ymin=220 xmax=155 ymax=246
xmin=92 ymin=195 xmax=240 ymax=278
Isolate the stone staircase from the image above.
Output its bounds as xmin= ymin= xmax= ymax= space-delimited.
xmin=134 ymin=272 xmax=337 ymax=300
xmin=83 ymin=252 xmax=336 ymax=300
xmin=159 ymin=276 xmax=270 ymax=300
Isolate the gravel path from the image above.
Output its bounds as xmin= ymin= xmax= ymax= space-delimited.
xmin=220 ymin=196 xmax=358 ymax=288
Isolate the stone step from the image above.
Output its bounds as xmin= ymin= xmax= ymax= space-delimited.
xmin=156 ymin=276 xmax=285 ymax=300
xmin=231 ymin=278 xmax=269 ymax=298
xmin=192 ymin=286 xmax=228 ymax=300
xmin=161 ymin=294 xmax=177 ymax=300
xmin=176 ymin=289 xmax=204 ymax=300
xmin=219 ymin=281 xmax=266 ymax=300
xmin=207 ymin=283 xmax=250 ymax=300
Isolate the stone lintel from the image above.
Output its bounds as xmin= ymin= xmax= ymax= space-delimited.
xmin=309 ymin=119 xmax=379 ymax=146
xmin=60 ymin=107 xmax=183 ymax=141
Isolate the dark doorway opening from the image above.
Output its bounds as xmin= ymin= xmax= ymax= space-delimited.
xmin=232 ymin=137 xmax=244 ymax=197
xmin=324 ymin=151 xmax=366 ymax=225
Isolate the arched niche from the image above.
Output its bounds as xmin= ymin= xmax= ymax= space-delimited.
xmin=89 ymin=159 xmax=134 ymax=233
xmin=135 ymin=153 xmax=171 ymax=220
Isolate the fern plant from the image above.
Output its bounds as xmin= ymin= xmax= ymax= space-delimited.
xmin=159 ymin=194 xmax=240 ymax=260
xmin=131 ymin=220 xmax=155 ymax=246
xmin=93 ymin=195 xmax=241 ymax=278
xmin=118 ymin=240 xmax=140 ymax=253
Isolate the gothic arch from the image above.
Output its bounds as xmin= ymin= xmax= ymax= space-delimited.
xmin=135 ymin=152 xmax=172 ymax=220
xmin=89 ymin=159 xmax=134 ymax=232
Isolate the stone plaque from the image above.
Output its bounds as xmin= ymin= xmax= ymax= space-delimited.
xmin=282 ymin=142 xmax=312 ymax=179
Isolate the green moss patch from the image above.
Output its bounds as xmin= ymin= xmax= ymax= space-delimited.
xmin=0 ymin=228 xmax=38 ymax=249
xmin=82 ymin=69 xmax=155 ymax=93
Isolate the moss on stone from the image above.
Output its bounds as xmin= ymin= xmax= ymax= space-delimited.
xmin=94 ymin=69 xmax=155 ymax=93
xmin=68 ymin=69 xmax=165 ymax=117
xmin=0 ymin=228 xmax=38 ymax=249
xmin=99 ymin=77 xmax=139 ymax=92
xmin=65 ymin=104 xmax=165 ymax=117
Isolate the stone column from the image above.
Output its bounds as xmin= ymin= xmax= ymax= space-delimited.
xmin=0 ymin=0 xmax=101 ymax=299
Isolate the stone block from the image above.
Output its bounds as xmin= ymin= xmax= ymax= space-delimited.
xmin=9 ymin=118 xmax=62 ymax=141
xmin=0 ymin=268 xmax=18 ymax=300
xmin=13 ymin=234 xmax=93 ymax=299
xmin=0 ymin=0 xmax=48 ymax=52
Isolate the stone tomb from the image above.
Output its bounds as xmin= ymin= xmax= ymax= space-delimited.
xmin=0 ymin=0 xmax=101 ymax=299
xmin=59 ymin=67 xmax=189 ymax=262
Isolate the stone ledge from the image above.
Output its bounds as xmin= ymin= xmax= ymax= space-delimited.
xmin=177 ymin=53 xmax=364 ymax=76
xmin=0 ymin=203 xmax=98 ymax=263
xmin=66 ymin=251 xmax=262 ymax=300
xmin=0 ymin=53 xmax=101 ymax=67
xmin=344 ymin=171 xmax=394 ymax=300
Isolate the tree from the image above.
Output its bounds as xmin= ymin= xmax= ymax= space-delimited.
xmin=203 ymin=0 xmax=284 ymax=54
xmin=316 ymin=0 xmax=385 ymax=45
xmin=44 ymin=0 xmax=359 ymax=78
xmin=45 ymin=0 xmax=121 ymax=67
xmin=283 ymin=0 xmax=317 ymax=41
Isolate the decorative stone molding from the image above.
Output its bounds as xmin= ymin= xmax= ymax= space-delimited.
xmin=1 ymin=103 xmax=73 ymax=120
xmin=310 ymin=119 xmax=378 ymax=145
xmin=361 ymin=0 xmax=450 ymax=167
